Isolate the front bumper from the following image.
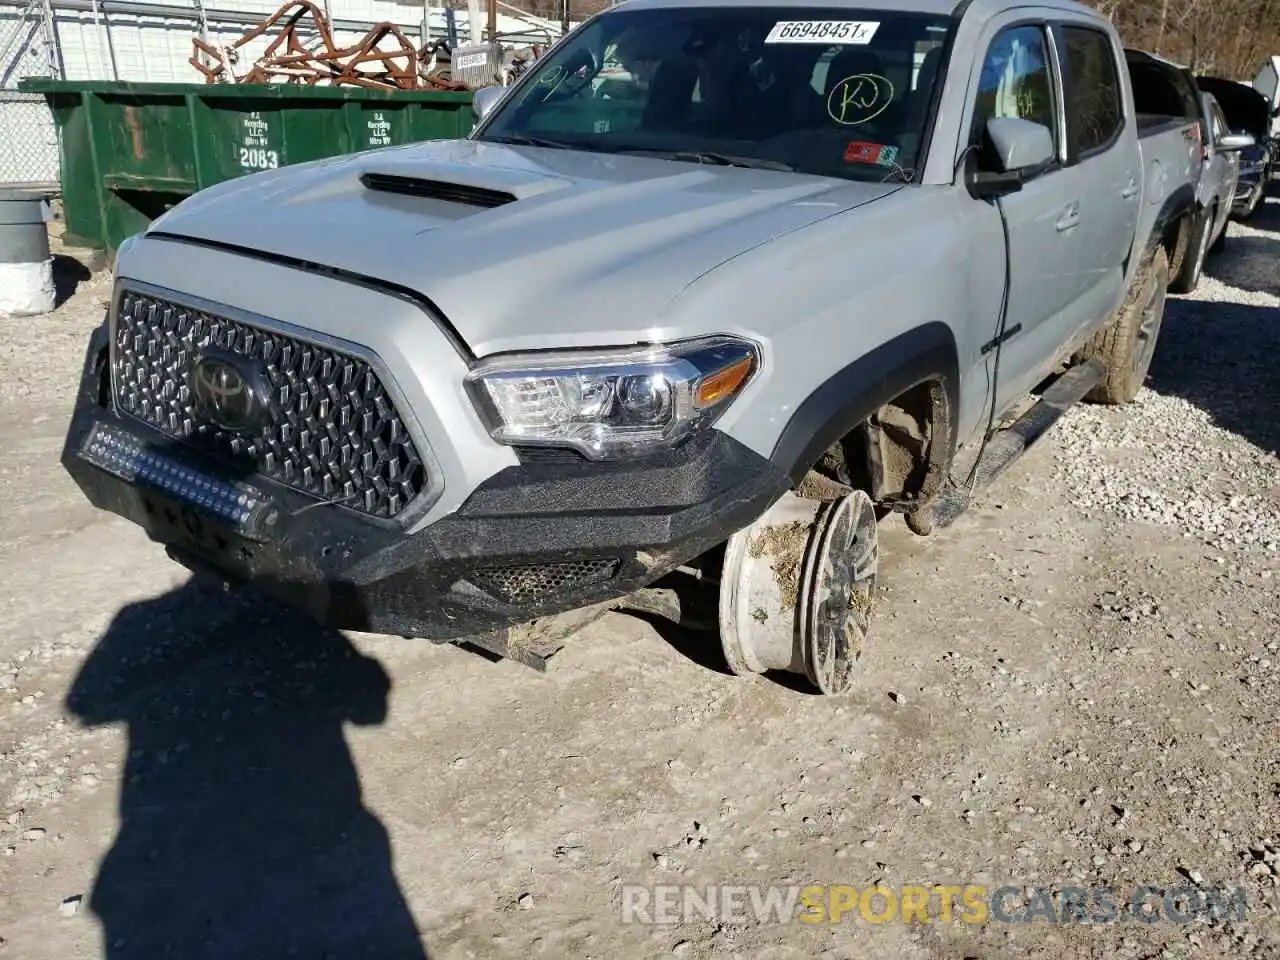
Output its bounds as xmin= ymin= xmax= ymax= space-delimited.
xmin=64 ymin=326 xmax=788 ymax=640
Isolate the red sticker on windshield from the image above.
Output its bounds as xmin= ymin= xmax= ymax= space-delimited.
xmin=844 ymin=141 xmax=898 ymax=165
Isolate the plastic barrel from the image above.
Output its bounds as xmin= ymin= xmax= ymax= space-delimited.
xmin=0 ymin=188 xmax=54 ymax=316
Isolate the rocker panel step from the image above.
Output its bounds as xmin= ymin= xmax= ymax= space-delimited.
xmin=933 ymin=360 xmax=1104 ymax=529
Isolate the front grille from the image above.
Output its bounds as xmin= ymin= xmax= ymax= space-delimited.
xmin=467 ymin=559 xmax=620 ymax=604
xmin=112 ymin=289 xmax=427 ymax=519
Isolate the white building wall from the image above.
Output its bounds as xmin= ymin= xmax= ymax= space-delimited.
xmin=7 ymin=0 xmax=562 ymax=85
xmin=51 ymin=13 xmax=377 ymax=82
xmin=46 ymin=0 xmax=558 ymax=84
xmin=1254 ymin=56 xmax=1279 ymax=136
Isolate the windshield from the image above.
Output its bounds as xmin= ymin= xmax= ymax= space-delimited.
xmin=475 ymin=6 xmax=954 ymax=182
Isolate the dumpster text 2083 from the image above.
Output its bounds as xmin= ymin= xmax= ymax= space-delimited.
xmin=239 ymin=111 xmax=279 ymax=171
xmin=239 ymin=147 xmax=280 ymax=171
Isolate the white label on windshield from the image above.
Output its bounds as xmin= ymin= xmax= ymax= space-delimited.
xmin=765 ymin=21 xmax=880 ymax=44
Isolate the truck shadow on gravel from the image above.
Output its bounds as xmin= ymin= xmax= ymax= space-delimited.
xmin=64 ymin=578 xmax=431 ymax=960
xmin=1147 ymin=296 xmax=1280 ymax=456
xmin=1204 ymin=234 xmax=1280 ymax=297
xmin=1239 ymin=191 xmax=1280 ymax=234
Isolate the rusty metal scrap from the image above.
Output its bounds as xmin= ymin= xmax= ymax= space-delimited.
xmin=506 ymin=44 xmax=543 ymax=84
xmin=190 ymin=0 xmax=472 ymax=91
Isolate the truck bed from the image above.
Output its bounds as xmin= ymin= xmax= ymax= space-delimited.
xmin=1134 ymin=117 xmax=1199 ymax=243
xmin=1112 ymin=50 xmax=1204 ymax=296
xmin=1136 ymin=112 xmax=1198 ymax=138
xmin=1127 ymin=48 xmax=1204 ymax=139
xmin=1124 ymin=48 xmax=1203 ymax=275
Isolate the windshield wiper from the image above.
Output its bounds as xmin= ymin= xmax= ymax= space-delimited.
xmin=482 ymin=133 xmax=577 ymax=150
xmin=611 ymin=148 xmax=796 ymax=172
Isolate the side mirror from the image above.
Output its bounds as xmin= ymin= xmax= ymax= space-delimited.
xmin=971 ymin=117 xmax=1055 ymax=198
xmin=1217 ymin=131 xmax=1255 ymax=152
xmin=986 ymin=117 xmax=1055 ymax=171
xmin=473 ymin=85 xmax=505 ymax=124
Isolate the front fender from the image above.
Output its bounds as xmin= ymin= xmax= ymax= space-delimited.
xmin=769 ymin=322 xmax=960 ymax=483
xmin=661 ymin=186 xmax=974 ymax=479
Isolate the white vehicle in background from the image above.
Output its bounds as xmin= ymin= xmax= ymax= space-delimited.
xmin=1253 ymin=55 xmax=1280 ymax=144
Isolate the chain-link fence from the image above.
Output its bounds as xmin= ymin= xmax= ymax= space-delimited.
xmin=1 ymin=2 xmax=60 ymax=187
xmin=0 ymin=90 xmax=58 ymax=186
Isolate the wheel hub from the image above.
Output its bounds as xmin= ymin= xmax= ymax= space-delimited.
xmin=719 ymin=490 xmax=879 ymax=695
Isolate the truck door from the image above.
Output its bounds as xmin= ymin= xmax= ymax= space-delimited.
xmin=1053 ymin=23 xmax=1139 ymax=331
xmin=964 ymin=20 xmax=1086 ymax=412
xmin=1205 ymin=98 xmax=1239 ymax=236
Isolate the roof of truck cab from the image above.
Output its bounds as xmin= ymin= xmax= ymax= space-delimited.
xmin=609 ymin=0 xmax=962 ymax=12
xmin=1127 ymin=47 xmax=1191 ymax=71
xmin=612 ymin=0 xmax=1105 ymax=21
xmin=612 ymin=0 xmax=965 ymax=16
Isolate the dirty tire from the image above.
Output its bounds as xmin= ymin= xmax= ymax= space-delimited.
xmin=1169 ymin=208 xmax=1210 ymax=293
xmin=800 ymin=490 xmax=878 ymax=697
xmin=1081 ymin=245 xmax=1170 ymax=406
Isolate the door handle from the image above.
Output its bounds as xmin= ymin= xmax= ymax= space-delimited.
xmin=1055 ymin=203 xmax=1081 ymax=232
xmin=1120 ymin=177 xmax=1139 ymax=199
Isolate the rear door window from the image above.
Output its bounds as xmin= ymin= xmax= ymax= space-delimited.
xmin=1060 ymin=26 xmax=1124 ymax=158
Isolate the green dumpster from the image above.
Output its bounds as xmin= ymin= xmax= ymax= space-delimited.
xmin=19 ymin=79 xmax=476 ymax=256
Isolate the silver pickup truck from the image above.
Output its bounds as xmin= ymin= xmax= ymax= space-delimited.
xmin=59 ymin=0 xmax=1253 ymax=694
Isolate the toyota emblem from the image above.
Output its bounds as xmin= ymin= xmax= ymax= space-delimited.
xmin=190 ymin=351 xmax=267 ymax=433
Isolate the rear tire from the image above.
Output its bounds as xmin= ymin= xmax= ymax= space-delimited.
xmin=1081 ymin=245 xmax=1170 ymax=405
xmin=1170 ymin=207 xmax=1211 ymax=293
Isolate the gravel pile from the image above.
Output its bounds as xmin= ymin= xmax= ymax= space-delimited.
xmin=1052 ymin=202 xmax=1280 ymax=555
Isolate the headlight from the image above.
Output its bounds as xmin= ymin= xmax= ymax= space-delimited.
xmin=465 ymin=335 xmax=759 ymax=460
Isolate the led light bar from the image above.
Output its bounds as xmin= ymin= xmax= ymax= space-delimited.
xmin=80 ymin=423 xmax=266 ymax=532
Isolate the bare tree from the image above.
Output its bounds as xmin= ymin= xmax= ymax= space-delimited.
xmin=482 ymin=0 xmax=1278 ymax=81
xmin=1082 ymin=0 xmax=1280 ymax=78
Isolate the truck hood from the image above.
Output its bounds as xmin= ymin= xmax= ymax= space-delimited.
xmin=146 ymin=139 xmax=899 ymax=355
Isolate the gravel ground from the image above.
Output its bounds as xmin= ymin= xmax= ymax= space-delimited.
xmin=0 ymin=200 xmax=1277 ymax=960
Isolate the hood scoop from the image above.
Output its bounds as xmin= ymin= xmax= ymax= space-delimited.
xmin=360 ymin=172 xmax=517 ymax=209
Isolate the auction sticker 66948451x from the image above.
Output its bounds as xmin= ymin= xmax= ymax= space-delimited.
xmin=765 ymin=21 xmax=880 ymax=44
